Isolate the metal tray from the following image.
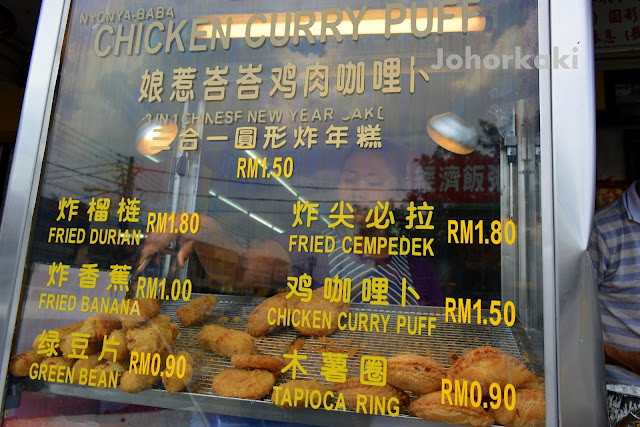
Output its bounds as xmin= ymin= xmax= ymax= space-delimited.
xmin=44 ymin=294 xmax=543 ymax=426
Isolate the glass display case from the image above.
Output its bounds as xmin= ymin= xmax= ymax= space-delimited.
xmin=0 ymin=0 xmax=605 ymax=425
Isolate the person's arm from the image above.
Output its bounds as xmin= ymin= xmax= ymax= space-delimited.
xmin=604 ymin=343 xmax=640 ymax=375
xmin=141 ymin=214 xmax=293 ymax=288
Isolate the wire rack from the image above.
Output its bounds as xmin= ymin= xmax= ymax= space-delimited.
xmin=158 ymin=294 xmax=537 ymax=418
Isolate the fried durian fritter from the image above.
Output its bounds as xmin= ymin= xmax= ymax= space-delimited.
xmin=387 ymin=353 xmax=446 ymax=394
xmin=211 ymin=368 xmax=275 ymax=399
xmin=447 ymin=346 xmax=535 ymax=394
xmin=247 ymin=293 xmax=287 ymax=337
xmin=198 ymin=325 xmax=255 ymax=358
xmin=332 ymin=377 xmax=410 ymax=411
xmin=408 ymin=391 xmax=495 ymax=427
xmin=491 ymin=389 xmax=545 ymax=427
xmin=176 ymin=294 xmax=217 ymax=326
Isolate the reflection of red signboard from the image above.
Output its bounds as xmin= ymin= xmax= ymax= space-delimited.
xmin=593 ymin=0 xmax=640 ymax=49
xmin=406 ymin=154 xmax=500 ymax=203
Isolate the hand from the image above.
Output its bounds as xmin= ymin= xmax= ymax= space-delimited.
xmin=237 ymin=241 xmax=292 ymax=288
xmin=140 ymin=232 xmax=195 ymax=268
xmin=604 ymin=343 xmax=640 ymax=375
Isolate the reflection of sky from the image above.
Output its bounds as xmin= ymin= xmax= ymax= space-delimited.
xmin=40 ymin=0 xmax=539 ymax=247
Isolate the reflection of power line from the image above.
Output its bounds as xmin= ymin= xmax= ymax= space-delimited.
xmin=54 ymin=120 xmax=123 ymax=159
xmin=54 ymin=128 xmax=121 ymax=164
xmin=47 ymin=163 xmax=120 ymax=180
xmin=47 ymin=161 xmax=122 ymax=187
xmin=136 ymin=167 xmax=402 ymax=192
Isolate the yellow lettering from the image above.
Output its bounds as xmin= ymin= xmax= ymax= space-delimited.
xmin=441 ymin=379 xmax=453 ymax=404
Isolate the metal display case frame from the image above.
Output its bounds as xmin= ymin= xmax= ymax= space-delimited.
xmin=0 ymin=0 xmax=607 ymax=425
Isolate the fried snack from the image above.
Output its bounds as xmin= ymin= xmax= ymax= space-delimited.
xmin=176 ymin=294 xmax=217 ymax=326
xmin=231 ymin=354 xmax=287 ymax=372
xmin=387 ymin=354 xmax=446 ymax=394
xmin=408 ymin=391 xmax=494 ymax=426
xmin=332 ymin=377 xmax=410 ymax=411
xmin=135 ymin=297 xmax=162 ymax=318
xmin=285 ymin=293 xmax=303 ymax=310
xmin=274 ymin=379 xmax=331 ymax=408
xmin=116 ymin=298 xmax=161 ymax=330
xmin=312 ymin=287 xmax=350 ymax=314
xmin=447 ymin=346 xmax=535 ymax=394
xmin=149 ymin=314 xmax=180 ymax=340
xmin=9 ymin=350 xmax=45 ymax=376
xmin=94 ymin=361 xmax=126 ymax=388
xmin=40 ymin=356 xmax=75 ymax=369
xmin=77 ymin=314 xmax=122 ymax=342
xmin=71 ymin=354 xmax=102 ymax=383
xmin=491 ymin=389 xmax=545 ymax=427
xmin=117 ymin=314 xmax=147 ymax=331
xmin=287 ymin=337 xmax=307 ymax=354
xmin=211 ymin=368 xmax=275 ymax=399
xmin=106 ymin=328 xmax=129 ymax=362
xmin=32 ymin=322 xmax=83 ymax=351
xmin=247 ymin=293 xmax=288 ymax=337
xmin=59 ymin=334 xmax=101 ymax=359
xmin=521 ymin=376 xmax=545 ymax=390
xmin=198 ymin=325 xmax=255 ymax=358
xmin=162 ymin=351 xmax=195 ymax=393
xmin=126 ymin=315 xmax=179 ymax=354
xmin=120 ymin=371 xmax=159 ymax=393
xmin=293 ymin=298 xmax=339 ymax=337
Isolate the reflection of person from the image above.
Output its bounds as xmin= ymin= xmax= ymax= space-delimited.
xmin=142 ymin=147 xmax=442 ymax=306
xmin=588 ymin=181 xmax=640 ymax=385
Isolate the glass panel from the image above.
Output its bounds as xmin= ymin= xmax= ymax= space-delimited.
xmin=5 ymin=0 xmax=545 ymax=425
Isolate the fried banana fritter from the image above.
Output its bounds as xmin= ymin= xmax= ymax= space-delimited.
xmin=117 ymin=298 xmax=161 ymax=330
xmin=231 ymin=354 xmax=286 ymax=372
xmin=332 ymin=377 xmax=410 ymax=411
xmin=32 ymin=322 xmax=83 ymax=351
xmin=211 ymin=368 xmax=275 ymax=399
xmin=273 ymin=379 xmax=331 ymax=408
xmin=77 ymin=314 xmax=122 ymax=342
xmin=120 ymin=371 xmax=159 ymax=393
xmin=162 ymin=351 xmax=195 ymax=393
xmin=247 ymin=293 xmax=287 ymax=337
xmin=9 ymin=350 xmax=45 ymax=376
xmin=40 ymin=356 xmax=75 ymax=369
xmin=59 ymin=334 xmax=101 ymax=359
xmin=106 ymin=328 xmax=129 ymax=362
xmin=408 ymin=391 xmax=495 ymax=426
xmin=447 ymin=346 xmax=535 ymax=394
xmin=176 ymin=294 xmax=217 ymax=326
xmin=71 ymin=354 xmax=102 ymax=383
xmin=126 ymin=314 xmax=179 ymax=354
xmin=198 ymin=325 xmax=255 ymax=358
xmin=387 ymin=354 xmax=446 ymax=394
xmin=93 ymin=361 xmax=126 ymax=388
